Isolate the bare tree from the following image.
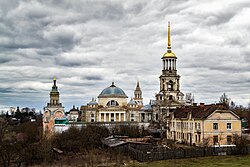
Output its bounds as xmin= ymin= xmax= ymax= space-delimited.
xmin=247 ymin=101 xmax=250 ymax=110
xmin=202 ymin=137 xmax=211 ymax=147
xmin=0 ymin=118 xmax=8 ymax=142
xmin=219 ymin=93 xmax=230 ymax=109
xmin=233 ymin=134 xmax=250 ymax=147
xmin=230 ymin=100 xmax=236 ymax=109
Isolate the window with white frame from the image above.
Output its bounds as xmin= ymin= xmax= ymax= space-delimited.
xmin=213 ymin=123 xmax=218 ymax=130
xmin=227 ymin=123 xmax=232 ymax=130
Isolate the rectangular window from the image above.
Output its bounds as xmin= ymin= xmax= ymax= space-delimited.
xmin=227 ymin=123 xmax=232 ymax=130
xmin=227 ymin=135 xmax=232 ymax=144
xmin=213 ymin=123 xmax=218 ymax=130
xmin=213 ymin=135 xmax=218 ymax=145
xmin=197 ymin=123 xmax=201 ymax=130
xmin=131 ymin=114 xmax=135 ymax=117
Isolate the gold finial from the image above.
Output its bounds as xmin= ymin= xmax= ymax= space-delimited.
xmin=167 ymin=21 xmax=171 ymax=49
xmin=53 ymin=76 xmax=56 ymax=81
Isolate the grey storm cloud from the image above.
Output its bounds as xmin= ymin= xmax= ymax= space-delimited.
xmin=0 ymin=57 xmax=13 ymax=64
xmin=1 ymin=0 xmax=250 ymax=111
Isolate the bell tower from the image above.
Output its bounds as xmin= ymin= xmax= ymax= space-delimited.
xmin=49 ymin=76 xmax=60 ymax=106
xmin=156 ymin=22 xmax=184 ymax=105
xmin=134 ymin=81 xmax=143 ymax=106
xmin=43 ymin=77 xmax=65 ymax=135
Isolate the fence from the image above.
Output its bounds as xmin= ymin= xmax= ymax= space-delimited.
xmin=127 ymin=145 xmax=250 ymax=162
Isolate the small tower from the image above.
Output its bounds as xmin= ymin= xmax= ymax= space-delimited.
xmin=156 ymin=22 xmax=184 ymax=106
xmin=43 ymin=77 xmax=65 ymax=135
xmin=49 ymin=76 xmax=60 ymax=106
xmin=134 ymin=81 xmax=143 ymax=106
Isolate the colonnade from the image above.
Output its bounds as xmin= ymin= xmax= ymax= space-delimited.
xmin=99 ymin=112 xmax=126 ymax=122
xmin=163 ymin=58 xmax=176 ymax=70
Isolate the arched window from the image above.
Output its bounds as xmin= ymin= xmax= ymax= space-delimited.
xmin=107 ymin=100 xmax=119 ymax=106
xmin=168 ymin=80 xmax=174 ymax=91
xmin=169 ymin=95 xmax=173 ymax=100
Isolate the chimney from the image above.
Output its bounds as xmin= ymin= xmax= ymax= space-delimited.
xmin=200 ymin=103 xmax=205 ymax=108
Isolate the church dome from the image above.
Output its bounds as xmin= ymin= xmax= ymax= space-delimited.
xmin=98 ymin=82 xmax=128 ymax=98
xmin=88 ymin=98 xmax=98 ymax=105
xmin=128 ymin=100 xmax=137 ymax=105
xmin=162 ymin=51 xmax=176 ymax=58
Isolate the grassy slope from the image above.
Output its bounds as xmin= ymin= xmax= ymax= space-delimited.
xmin=128 ymin=155 xmax=250 ymax=167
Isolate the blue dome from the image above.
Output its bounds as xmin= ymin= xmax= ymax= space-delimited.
xmin=128 ymin=99 xmax=137 ymax=105
xmin=88 ymin=101 xmax=98 ymax=105
xmin=98 ymin=82 xmax=128 ymax=98
xmin=88 ymin=98 xmax=98 ymax=105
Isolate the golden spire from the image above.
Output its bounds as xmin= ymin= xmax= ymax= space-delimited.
xmin=162 ymin=21 xmax=176 ymax=58
xmin=167 ymin=21 xmax=171 ymax=50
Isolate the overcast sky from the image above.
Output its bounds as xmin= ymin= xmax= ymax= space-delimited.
xmin=1 ymin=0 xmax=250 ymax=111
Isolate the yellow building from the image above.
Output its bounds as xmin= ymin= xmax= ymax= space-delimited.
xmin=169 ymin=103 xmax=241 ymax=146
